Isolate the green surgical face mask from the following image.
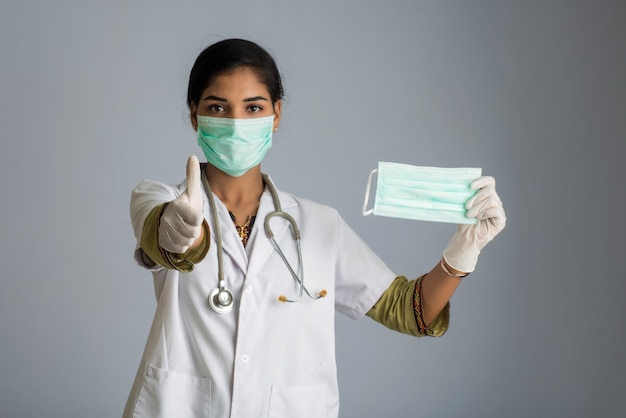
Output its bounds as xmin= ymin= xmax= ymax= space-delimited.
xmin=362 ymin=162 xmax=482 ymax=224
xmin=197 ymin=115 xmax=274 ymax=177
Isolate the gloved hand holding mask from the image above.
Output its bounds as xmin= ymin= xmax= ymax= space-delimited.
xmin=158 ymin=155 xmax=204 ymax=253
xmin=363 ymin=162 xmax=506 ymax=273
xmin=443 ymin=175 xmax=506 ymax=273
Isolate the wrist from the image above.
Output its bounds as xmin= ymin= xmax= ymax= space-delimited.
xmin=442 ymin=233 xmax=480 ymax=273
xmin=440 ymin=257 xmax=469 ymax=278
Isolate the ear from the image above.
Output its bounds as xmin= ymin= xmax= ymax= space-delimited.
xmin=272 ymin=100 xmax=283 ymax=132
xmin=190 ymin=102 xmax=198 ymax=131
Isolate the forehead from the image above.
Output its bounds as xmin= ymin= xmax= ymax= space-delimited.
xmin=202 ymin=66 xmax=269 ymax=98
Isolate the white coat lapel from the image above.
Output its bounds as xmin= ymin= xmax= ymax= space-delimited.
xmin=245 ymin=179 xmax=298 ymax=279
xmin=202 ymin=188 xmax=248 ymax=275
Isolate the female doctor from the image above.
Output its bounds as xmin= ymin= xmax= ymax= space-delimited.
xmin=124 ymin=38 xmax=506 ymax=418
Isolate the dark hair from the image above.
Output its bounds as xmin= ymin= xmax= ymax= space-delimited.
xmin=187 ymin=38 xmax=284 ymax=108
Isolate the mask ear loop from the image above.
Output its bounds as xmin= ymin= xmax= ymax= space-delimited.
xmin=362 ymin=168 xmax=378 ymax=216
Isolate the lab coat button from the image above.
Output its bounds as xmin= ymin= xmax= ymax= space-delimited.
xmin=244 ymin=285 xmax=252 ymax=293
xmin=241 ymin=354 xmax=250 ymax=363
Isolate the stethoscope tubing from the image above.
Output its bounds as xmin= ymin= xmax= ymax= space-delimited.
xmin=204 ymin=171 xmax=234 ymax=313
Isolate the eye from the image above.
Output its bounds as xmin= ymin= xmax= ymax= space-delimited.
xmin=207 ymin=104 xmax=225 ymax=113
xmin=247 ymin=105 xmax=262 ymax=113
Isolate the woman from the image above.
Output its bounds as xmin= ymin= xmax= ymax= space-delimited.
xmin=124 ymin=38 xmax=505 ymax=418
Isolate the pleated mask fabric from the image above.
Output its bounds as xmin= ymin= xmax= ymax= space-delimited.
xmin=362 ymin=162 xmax=482 ymax=224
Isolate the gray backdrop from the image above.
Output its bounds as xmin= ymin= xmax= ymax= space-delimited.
xmin=1 ymin=1 xmax=624 ymax=417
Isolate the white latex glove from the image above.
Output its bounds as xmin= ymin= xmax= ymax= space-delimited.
xmin=443 ymin=176 xmax=506 ymax=273
xmin=158 ymin=155 xmax=204 ymax=253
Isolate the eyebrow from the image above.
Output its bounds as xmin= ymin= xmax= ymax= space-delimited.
xmin=243 ymin=96 xmax=269 ymax=102
xmin=201 ymin=95 xmax=269 ymax=102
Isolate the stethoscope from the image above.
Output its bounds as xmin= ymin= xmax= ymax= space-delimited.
xmin=202 ymin=171 xmax=326 ymax=314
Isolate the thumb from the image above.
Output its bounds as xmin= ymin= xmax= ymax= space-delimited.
xmin=184 ymin=155 xmax=202 ymax=211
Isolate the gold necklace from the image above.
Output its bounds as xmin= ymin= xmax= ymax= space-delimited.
xmin=229 ymin=201 xmax=260 ymax=245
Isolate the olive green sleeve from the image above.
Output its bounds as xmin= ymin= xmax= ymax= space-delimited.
xmin=366 ymin=275 xmax=449 ymax=337
xmin=139 ymin=203 xmax=210 ymax=272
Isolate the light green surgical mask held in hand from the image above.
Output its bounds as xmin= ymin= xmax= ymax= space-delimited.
xmin=362 ymin=162 xmax=482 ymax=224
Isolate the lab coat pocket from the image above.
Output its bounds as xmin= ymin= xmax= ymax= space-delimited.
xmin=134 ymin=366 xmax=211 ymax=418
xmin=268 ymin=384 xmax=325 ymax=418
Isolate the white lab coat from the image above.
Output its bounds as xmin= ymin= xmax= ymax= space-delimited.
xmin=124 ymin=174 xmax=396 ymax=418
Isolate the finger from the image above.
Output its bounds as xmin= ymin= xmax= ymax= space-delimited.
xmin=476 ymin=209 xmax=506 ymax=239
xmin=466 ymin=176 xmax=501 ymax=209
xmin=466 ymin=185 xmax=496 ymax=211
xmin=467 ymin=200 xmax=492 ymax=219
xmin=467 ymin=194 xmax=503 ymax=219
xmin=163 ymin=208 xmax=202 ymax=240
xmin=176 ymin=202 xmax=204 ymax=226
xmin=185 ymin=155 xmax=202 ymax=211
xmin=473 ymin=205 xmax=506 ymax=223
xmin=470 ymin=175 xmax=495 ymax=190
xmin=159 ymin=217 xmax=193 ymax=253
xmin=161 ymin=224 xmax=191 ymax=250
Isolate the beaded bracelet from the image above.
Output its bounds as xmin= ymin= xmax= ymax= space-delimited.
xmin=440 ymin=258 xmax=469 ymax=278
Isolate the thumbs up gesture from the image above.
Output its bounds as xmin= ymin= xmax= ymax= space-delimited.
xmin=158 ymin=155 xmax=204 ymax=253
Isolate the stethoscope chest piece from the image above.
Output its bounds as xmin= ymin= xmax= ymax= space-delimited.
xmin=208 ymin=285 xmax=234 ymax=314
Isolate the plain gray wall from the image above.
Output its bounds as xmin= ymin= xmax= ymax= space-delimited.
xmin=1 ymin=1 xmax=624 ymax=417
